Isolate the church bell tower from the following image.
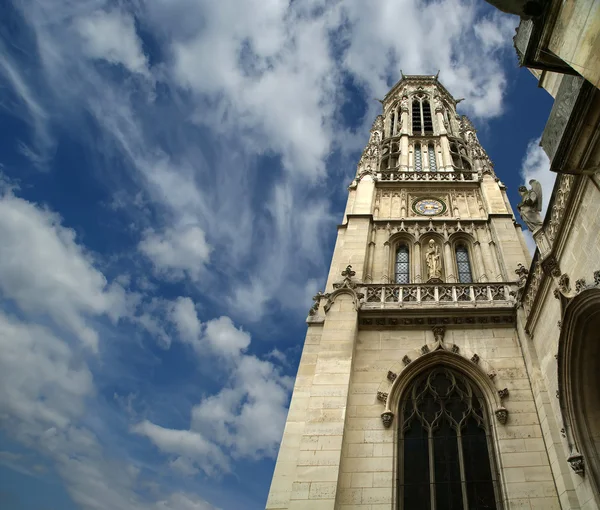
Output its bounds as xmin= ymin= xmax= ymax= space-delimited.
xmin=266 ymin=75 xmax=562 ymax=510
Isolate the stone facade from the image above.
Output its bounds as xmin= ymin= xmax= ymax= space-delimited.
xmin=265 ymin=75 xmax=587 ymax=509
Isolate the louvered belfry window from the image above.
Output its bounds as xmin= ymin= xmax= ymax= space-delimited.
xmin=456 ymin=245 xmax=473 ymax=283
xmin=395 ymin=245 xmax=410 ymax=284
xmin=412 ymin=100 xmax=422 ymax=135
xmin=398 ymin=368 xmax=499 ymax=510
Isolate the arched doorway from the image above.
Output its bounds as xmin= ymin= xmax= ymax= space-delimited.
xmin=559 ymin=288 xmax=600 ymax=503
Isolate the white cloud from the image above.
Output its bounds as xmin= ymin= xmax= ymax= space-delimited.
xmin=0 ymin=312 xmax=93 ymax=438
xmin=0 ymin=192 xmax=129 ymax=351
xmin=138 ymin=310 xmax=292 ymax=472
xmin=169 ymin=297 xmax=202 ymax=346
xmin=75 ymin=9 xmax=150 ymax=77
xmin=132 ymin=420 xmax=231 ymax=476
xmin=139 ymin=225 xmax=211 ymax=281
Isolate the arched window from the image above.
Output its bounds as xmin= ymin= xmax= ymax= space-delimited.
xmin=456 ymin=245 xmax=473 ymax=283
xmin=390 ymin=110 xmax=396 ymax=137
xmin=414 ymin=144 xmax=422 ymax=172
xmin=428 ymin=144 xmax=437 ymax=172
xmin=395 ymin=245 xmax=410 ymax=284
xmin=398 ymin=367 xmax=499 ymax=510
xmin=423 ymin=101 xmax=433 ymax=134
xmin=412 ymin=100 xmax=422 ymax=135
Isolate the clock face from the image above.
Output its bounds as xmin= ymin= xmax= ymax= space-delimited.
xmin=413 ymin=198 xmax=446 ymax=216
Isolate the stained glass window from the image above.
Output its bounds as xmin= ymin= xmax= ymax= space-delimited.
xmin=428 ymin=144 xmax=437 ymax=172
xmin=456 ymin=245 xmax=473 ymax=283
xmin=398 ymin=368 xmax=499 ymax=510
xmin=395 ymin=245 xmax=410 ymax=284
xmin=414 ymin=144 xmax=422 ymax=172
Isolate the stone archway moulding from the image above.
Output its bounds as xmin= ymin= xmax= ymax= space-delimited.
xmin=557 ymin=287 xmax=600 ymax=488
xmin=375 ymin=330 xmax=508 ymax=429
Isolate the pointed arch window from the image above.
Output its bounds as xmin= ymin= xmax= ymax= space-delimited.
xmin=423 ymin=100 xmax=433 ymax=134
xmin=414 ymin=144 xmax=422 ymax=172
xmin=390 ymin=110 xmax=396 ymax=137
xmin=395 ymin=245 xmax=410 ymax=284
xmin=456 ymin=245 xmax=473 ymax=283
xmin=398 ymin=367 xmax=499 ymax=510
xmin=412 ymin=100 xmax=422 ymax=135
xmin=428 ymin=144 xmax=437 ymax=172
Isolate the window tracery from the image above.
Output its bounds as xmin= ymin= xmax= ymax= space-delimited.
xmin=449 ymin=139 xmax=472 ymax=171
xmin=412 ymin=96 xmax=434 ymax=135
xmin=414 ymin=144 xmax=422 ymax=172
xmin=398 ymin=367 xmax=499 ymax=510
xmin=395 ymin=245 xmax=410 ymax=284
xmin=456 ymin=245 xmax=473 ymax=283
xmin=428 ymin=144 xmax=437 ymax=172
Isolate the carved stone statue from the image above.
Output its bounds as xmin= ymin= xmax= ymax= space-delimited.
xmin=425 ymin=239 xmax=442 ymax=280
xmin=518 ymin=179 xmax=543 ymax=232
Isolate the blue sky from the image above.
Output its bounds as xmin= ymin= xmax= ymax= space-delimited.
xmin=0 ymin=0 xmax=555 ymax=509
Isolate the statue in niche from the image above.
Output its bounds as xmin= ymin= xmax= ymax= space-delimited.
xmin=425 ymin=239 xmax=442 ymax=281
xmin=517 ymin=179 xmax=543 ymax=232
xmin=400 ymin=95 xmax=409 ymax=111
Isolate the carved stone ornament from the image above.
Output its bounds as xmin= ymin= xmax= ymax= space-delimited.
xmin=432 ymin=326 xmax=446 ymax=343
xmin=402 ymin=355 xmax=412 ymax=366
xmin=377 ymin=391 xmax=388 ymax=403
xmin=381 ymin=411 xmax=394 ymax=428
xmin=541 ymin=255 xmax=561 ymax=278
xmin=595 ymin=270 xmax=600 ymax=286
xmin=471 ymin=354 xmax=480 ymax=364
xmin=567 ymin=452 xmax=585 ymax=475
xmin=495 ymin=407 xmax=508 ymax=425
xmin=498 ymin=388 xmax=509 ymax=399
xmin=517 ymin=180 xmax=543 ymax=232
xmin=387 ymin=371 xmax=397 ymax=382
xmin=308 ymin=291 xmax=324 ymax=316
xmin=515 ymin=263 xmax=529 ymax=286
xmin=421 ymin=344 xmax=430 ymax=355
xmin=488 ymin=372 xmax=497 ymax=380
xmin=451 ymin=344 xmax=460 ymax=354
xmin=558 ymin=273 xmax=571 ymax=294
xmin=575 ymin=278 xmax=586 ymax=293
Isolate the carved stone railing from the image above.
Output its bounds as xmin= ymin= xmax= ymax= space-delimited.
xmin=378 ymin=170 xmax=477 ymax=182
xmin=361 ymin=283 xmax=515 ymax=307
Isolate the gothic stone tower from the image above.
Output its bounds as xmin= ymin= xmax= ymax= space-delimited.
xmin=266 ymin=75 xmax=563 ymax=510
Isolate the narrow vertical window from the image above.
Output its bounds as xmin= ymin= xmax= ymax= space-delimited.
xmin=428 ymin=145 xmax=437 ymax=172
xmin=414 ymin=144 xmax=422 ymax=172
xmin=423 ymin=100 xmax=433 ymax=134
xmin=412 ymin=100 xmax=422 ymax=135
xmin=456 ymin=245 xmax=473 ymax=283
xmin=398 ymin=368 xmax=499 ymax=510
xmin=395 ymin=245 xmax=410 ymax=284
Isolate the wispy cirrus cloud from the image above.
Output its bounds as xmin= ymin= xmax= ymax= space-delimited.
xmin=0 ymin=0 xmax=522 ymax=508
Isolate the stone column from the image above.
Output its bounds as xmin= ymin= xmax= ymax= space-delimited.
xmin=473 ymin=241 xmax=488 ymax=282
xmin=440 ymin=136 xmax=452 ymax=171
xmin=436 ymin=110 xmax=447 ymax=135
xmin=400 ymin=135 xmax=409 ymax=171
xmin=365 ymin=228 xmax=376 ymax=283
xmin=383 ymin=241 xmax=390 ymax=283
xmin=413 ymin=241 xmax=422 ymax=283
xmin=444 ymin=242 xmax=455 ymax=282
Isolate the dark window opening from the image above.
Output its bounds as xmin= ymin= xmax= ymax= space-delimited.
xmin=398 ymin=368 xmax=499 ymax=510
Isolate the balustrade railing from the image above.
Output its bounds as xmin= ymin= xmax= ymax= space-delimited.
xmin=362 ymin=283 xmax=514 ymax=305
xmin=378 ymin=170 xmax=476 ymax=182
